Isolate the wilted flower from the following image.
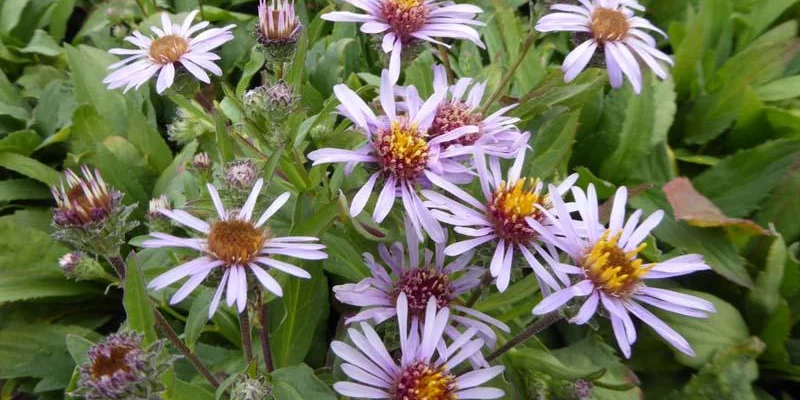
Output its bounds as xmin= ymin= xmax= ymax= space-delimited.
xmin=332 ymin=293 xmax=505 ymax=399
xmin=104 ymin=10 xmax=234 ymax=94
xmin=334 ymin=217 xmax=509 ymax=347
xmin=308 ymin=71 xmax=477 ymax=243
xmin=255 ymin=0 xmax=302 ymax=62
xmin=191 ymin=152 xmax=212 ymax=172
xmin=74 ymin=333 xmax=168 ymax=400
xmin=424 ymin=149 xmax=578 ymax=292
xmin=225 ymin=159 xmax=261 ymax=191
xmin=322 ymin=1 xmax=485 ymax=82
xmin=422 ymin=65 xmax=528 ymax=159
xmin=142 ymin=179 xmax=326 ymax=317
xmin=529 ymin=185 xmax=716 ymax=358
xmin=535 ymin=0 xmax=672 ymax=93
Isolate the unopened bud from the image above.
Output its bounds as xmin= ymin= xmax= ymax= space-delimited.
xmin=60 ymin=251 xmax=111 ymax=282
xmin=225 ymin=160 xmax=261 ymax=191
xmin=230 ymin=375 xmax=272 ymax=400
xmin=168 ymin=108 xmax=214 ymax=145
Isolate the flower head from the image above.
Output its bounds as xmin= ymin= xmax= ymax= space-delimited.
xmin=104 ymin=10 xmax=234 ymax=94
xmin=529 ymin=185 xmax=716 ymax=358
xmin=75 ymin=333 xmax=167 ymax=400
xmin=142 ymin=179 xmax=326 ymax=317
xmin=256 ymin=0 xmax=302 ymax=61
xmin=334 ymin=218 xmax=509 ymax=346
xmin=535 ymin=0 xmax=673 ymax=93
xmin=332 ymin=293 xmax=505 ymax=399
xmin=52 ymin=166 xmax=119 ymax=227
xmin=308 ymin=71 xmax=477 ymax=243
xmin=424 ymin=149 xmax=578 ymax=292
xmin=191 ymin=152 xmax=212 ymax=172
xmin=423 ymin=65 xmax=528 ymax=158
xmin=322 ymin=1 xmax=484 ymax=81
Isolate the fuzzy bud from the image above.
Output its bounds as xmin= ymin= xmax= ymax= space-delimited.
xmin=230 ymin=376 xmax=272 ymax=400
xmin=244 ymin=81 xmax=298 ymax=125
xmin=60 ymin=252 xmax=110 ymax=282
xmin=191 ymin=152 xmax=212 ymax=172
xmin=168 ymin=108 xmax=214 ymax=145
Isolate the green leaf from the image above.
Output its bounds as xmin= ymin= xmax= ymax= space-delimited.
xmin=270 ymin=364 xmax=336 ymax=400
xmin=320 ymin=233 xmax=369 ymax=281
xmin=756 ymin=163 xmax=800 ymax=243
xmin=656 ymin=290 xmax=750 ymax=368
xmin=269 ymin=264 xmax=328 ymax=368
xmin=629 ymin=189 xmax=753 ymax=288
xmin=680 ymin=337 xmax=764 ymax=400
xmin=33 ymin=80 xmax=76 ymax=136
xmin=525 ymin=110 xmax=579 ymax=179
xmin=0 ymin=0 xmax=29 ymax=33
xmin=0 ymin=178 xmax=50 ymax=201
xmin=756 ymin=75 xmax=800 ymax=102
xmin=65 ymin=334 xmax=94 ymax=366
xmin=123 ymin=253 xmax=157 ymax=345
xmin=19 ymin=30 xmax=61 ymax=56
xmin=48 ymin=0 xmax=75 ymax=41
xmin=748 ymin=235 xmax=787 ymax=322
xmin=693 ymin=139 xmax=800 ymax=218
xmin=551 ymin=336 xmax=642 ymax=399
xmin=0 ymin=130 xmax=41 ymax=155
xmin=184 ymin=288 xmax=213 ymax=349
xmin=236 ymin=47 xmax=265 ymax=97
xmin=0 ymin=152 xmax=61 ymax=185
xmin=507 ymin=347 xmax=605 ymax=381
xmin=0 ymin=275 xmax=99 ymax=305
xmin=735 ymin=0 xmax=799 ymax=49
xmin=125 ymin=102 xmax=173 ymax=172
xmin=173 ymin=379 xmax=215 ymax=400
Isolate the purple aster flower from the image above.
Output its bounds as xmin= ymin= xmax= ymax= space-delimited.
xmin=142 ymin=179 xmax=327 ymax=318
xmin=52 ymin=166 xmax=120 ymax=227
xmin=332 ymin=293 xmax=506 ymax=399
xmin=335 ymin=217 xmax=509 ymax=348
xmin=423 ymin=148 xmax=578 ymax=292
xmin=535 ymin=0 xmax=672 ymax=94
xmin=322 ymin=1 xmax=484 ymax=82
xmin=529 ymin=185 xmax=716 ymax=358
xmin=104 ymin=11 xmax=234 ymax=94
xmin=308 ymin=71 xmax=477 ymax=243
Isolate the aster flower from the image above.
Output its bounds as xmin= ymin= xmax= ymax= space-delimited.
xmin=423 ymin=65 xmax=528 ymax=159
xmin=104 ymin=10 xmax=234 ymax=94
xmin=142 ymin=179 xmax=326 ymax=318
xmin=322 ymin=0 xmax=484 ymax=82
xmin=74 ymin=332 xmax=169 ymax=400
xmin=52 ymin=166 xmax=119 ymax=227
xmin=332 ymin=293 xmax=506 ymax=399
xmin=334 ymin=217 xmax=509 ymax=347
xmin=535 ymin=0 xmax=673 ymax=94
xmin=423 ymin=148 xmax=578 ymax=292
xmin=529 ymin=185 xmax=716 ymax=358
xmin=308 ymin=71 xmax=477 ymax=243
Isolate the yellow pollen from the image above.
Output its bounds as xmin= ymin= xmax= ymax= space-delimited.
xmin=493 ymin=178 xmax=544 ymax=222
xmin=207 ymin=220 xmax=267 ymax=265
xmin=590 ymin=8 xmax=630 ymax=43
xmin=393 ymin=362 xmax=455 ymax=400
xmin=392 ymin=0 xmax=423 ymax=10
xmin=149 ymin=35 xmax=189 ymax=64
xmin=376 ymin=120 xmax=429 ymax=180
xmin=582 ymin=230 xmax=651 ymax=296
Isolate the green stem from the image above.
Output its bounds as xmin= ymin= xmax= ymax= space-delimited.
xmin=240 ymin=310 xmax=254 ymax=364
xmin=437 ymin=44 xmax=455 ymax=85
xmin=198 ymin=0 xmax=206 ymax=20
xmin=486 ymin=312 xmax=562 ymax=362
xmin=258 ymin=290 xmax=274 ymax=372
xmin=479 ymin=30 xmax=537 ymax=115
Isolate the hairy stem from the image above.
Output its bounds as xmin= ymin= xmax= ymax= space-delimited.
xmin=479 ymin=30 xmax=537 ymax=115
xmin=486 ymin=311 xmax=562 ymax=362
xmin=258 ymin=290 xmax=274 ymax=372
xmin=240 ymin=310 xmax=254 ymax=364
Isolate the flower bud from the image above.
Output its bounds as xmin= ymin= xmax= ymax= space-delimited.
xmin=146 ymin=195 xmax=173 ymax=233
xmin=60 ymin=252 xmax=111 ymax=282
xmin=230 ymin=375 xmax=272 ymax=400
xmin=73 ymin=333 xmax=171 ymax=400
xmin=168 ymin=108 xmax=214 ymax=145
xmin=255 ymin=0 xmax=303 ymax=64
xmin=191 ymin=152 xmax=212 ymax=173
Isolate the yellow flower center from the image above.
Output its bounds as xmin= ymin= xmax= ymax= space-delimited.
xmin=590 ymin=8 xmax=630 ymax=43
xmin=381 ymin=0 xmax=428 ymax=40
xmin=375 ymin=120 xmax=430 ymax=181
xmin=149 ymin=34 xmax=189 ymax=64
xmin=393 ymin=361 xmax=456 ymax=400
xmin=488 ymin=178 xmax=546 ymax=243
xmin=582 ymin=230 xmax=650 ymax=296
xmin=207 ymin=220 xmax=267 ymax=265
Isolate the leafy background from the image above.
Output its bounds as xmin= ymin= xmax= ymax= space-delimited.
xmin=0 ymin=0 xmax=799 ymax=398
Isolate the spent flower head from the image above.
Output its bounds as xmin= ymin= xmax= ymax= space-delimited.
xmin=224 ymin=159 xmax=262 ymax=191
xmin=74 ymin=333 xmax=171 ymax=400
